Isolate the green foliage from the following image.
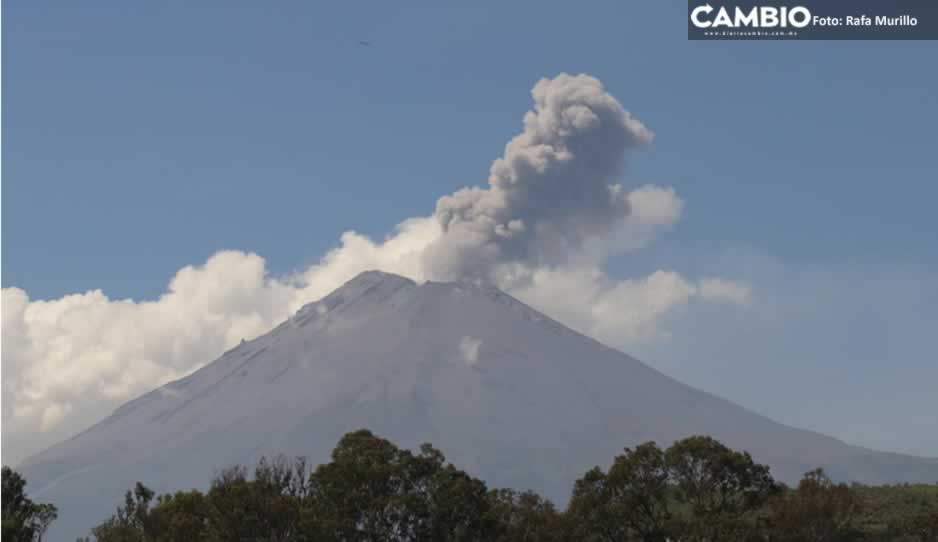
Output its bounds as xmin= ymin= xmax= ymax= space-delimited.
xmin=489 ymin=488 xmax=566 ymax=542
xmin=205 ymin=456 xmax=308 ymax=541
xmin=665 ymin=435 xmax=780 ymax=540
xmin=148 ymin=491 xmax=211 ymax=541
xmin=766 ymin=468 xmax=862 ymax=541
xmin=84 ymin=457 xmax=310 ymax=542
xmin=568 ymin=437 xmax=780 ymax=541
xmin=82 ymin=432 xmax=502 ymax=541
xmin=851 ymin=483 xmax=938 ymax=541
xmin=78 ymin=433 xmax=938 ymax=542
xmin=305 ymin=430 xmax=497 ymax=541
xmin=2 ymin=466 xmax=58 ymax=542
xmin=86 ymin=482 xmax=158 ymax=542
xmin=568 ymin=442 xmax=674 ymax=541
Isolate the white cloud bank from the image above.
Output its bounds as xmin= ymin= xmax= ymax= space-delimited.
xmin=1 ymin=74 xmax=751 ymax=464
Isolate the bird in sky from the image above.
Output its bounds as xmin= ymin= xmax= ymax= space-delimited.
xmin=358 ymin=40 xmax=372 ymax=47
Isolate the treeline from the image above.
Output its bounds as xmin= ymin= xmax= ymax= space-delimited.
xmin=3 ymin=431 xmax=938 ymax=541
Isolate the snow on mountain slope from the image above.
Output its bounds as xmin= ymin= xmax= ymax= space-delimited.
xmin=19 ymin=270 xmax=938 ymax=541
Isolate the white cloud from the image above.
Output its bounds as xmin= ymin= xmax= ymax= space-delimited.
xmin=698 ymin=277 xmax=753 ymax=306
xmin=2 ymin=251 xmax=302 ymax=463
xmin=1 ymin=73 xmax=751 ymax=465
xmin=506 ymin=267 xmax=751 ymax=345
xmin=459 ymin=336 xmax=483 ymax=367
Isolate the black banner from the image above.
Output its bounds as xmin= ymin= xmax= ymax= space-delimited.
xmin=688 ymin=0 xmax=938 ymax=40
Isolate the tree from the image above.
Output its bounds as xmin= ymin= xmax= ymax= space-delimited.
xmin=905 ymin=510 xmax=938 ymax=541
xmin=665 ymin=435 xmax=779 ymax=540
xmin=88 ymin=482 xmax=157 ymax=542
xmin=304 ymin=430 xmax=409 ymax=540
xmin=82 ymin=430 xmax=938 ymax=541
xmin=489 ymin=488 xmax=566 ymax=542
xmin=567 ymin=442 xmax=673 ymax=542
xmin=85 ymin=457 xmax=309 ymax=542
xmin=2 ymin=466 xmax=58 ymax=542
xmin=304 ymin=429 xmax=498 ymax=541
xmin=146 ymin=490 xmax=211 ymax=542
xmin=768 ymin=469 xmax=861 ymax=542
xmin=32 ymin=504 xmax=58 ymax=542
xmin=206 ymin=456 xmax=308 ymax=542
xmin=567 ymin=466 xmax=627 ymax=541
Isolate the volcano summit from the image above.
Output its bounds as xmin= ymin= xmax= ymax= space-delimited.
xmin=19 ymin=271 xmax=938 ymax=540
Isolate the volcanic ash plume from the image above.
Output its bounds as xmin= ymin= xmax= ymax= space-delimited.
xmin=423 ymin=73 xmax=654 ymax=281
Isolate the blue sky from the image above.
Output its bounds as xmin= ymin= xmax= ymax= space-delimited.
xmin=3 ymin=2 xmax=937 ymax=460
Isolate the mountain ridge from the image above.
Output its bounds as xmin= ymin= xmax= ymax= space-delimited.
xmin=19 ymin=270 xmax=938 ymax=541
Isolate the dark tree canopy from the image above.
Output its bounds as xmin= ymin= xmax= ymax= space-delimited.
xmin=2 ymin=466 xmax=58 ymax=542
xmin=664 ymin=435 xmax=781 ymax=539
xmin=568 ymin=442 xmax=673 ymax=541
xmin=65 ymin=431 xmax=938 ymax=541
xmin=768 ymin=468 xmax=862 ymax=542
xmin=488 ymin=488 xmax=565 ymax=542
xmin=305 ymin=430 xmax=498 ymax=541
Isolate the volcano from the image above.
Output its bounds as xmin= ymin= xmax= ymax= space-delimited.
xmin=19 ymin=270 xmax=938 ymax=540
